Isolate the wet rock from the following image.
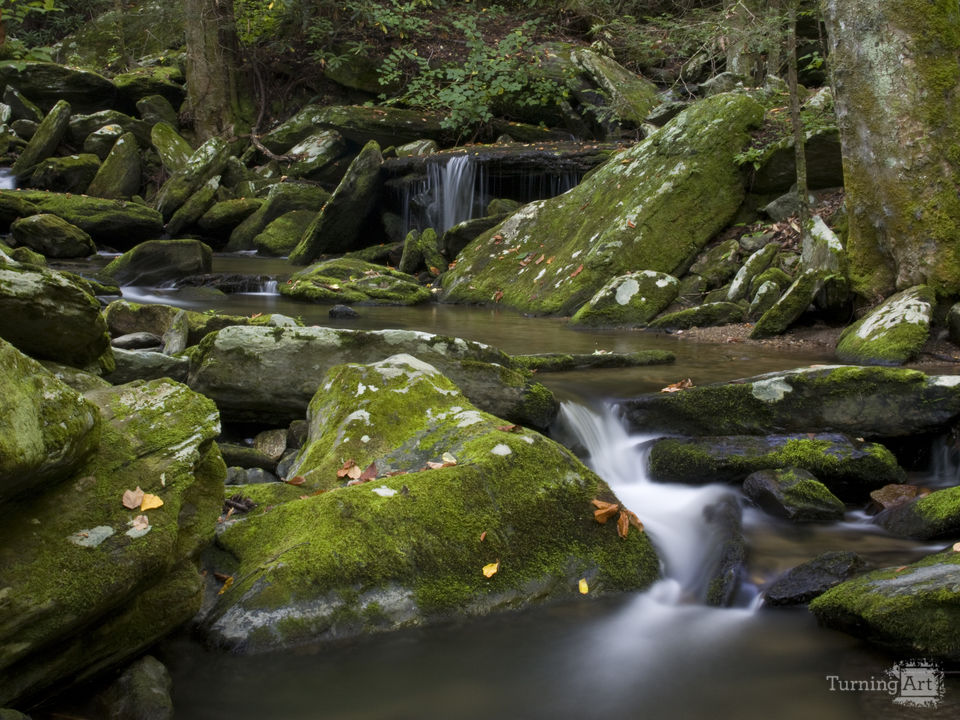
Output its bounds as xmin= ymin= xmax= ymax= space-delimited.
xmin=226 ymin=182 xmax=329 ymax=253
xmin=743 ymin=468 xmax=846 ymax=523
xmin=867 ymin=483 xmax=931 ymax=514
xmin=11 ymin=99 xmax=71 ymax=178
xmin=11 ymin=213 xmax=96 ymax=258
xmin=165 ymin=176 xmax=220 ymax=236
xmin=281 ymin=257 xmax=431 ymax=306
xmin=689 ymin=239 xmax=741 ymax=290
xmin=727 ymin=243 xmax=780 ymax=302
xmin=648 ymin=301 xmax=745 ymax=330
xmin=105 ymin=348 xmax=190 ymax=384
xmin=83 ymin=123 xmax=125 ymax=160
xmin=571 ymin=271 xmax=679 ymax=327
xmin=873 ymin=485 xmax=960 ymax=540
xmin=101 ymin=239 xmax=212 ymax=287
xmin=94 ymin=654 xmax=173 ymax=720
xmin=702 ymin=493 xmax=746 ymax=607
xmin=750 ymin=269 xmax=823 ymax=338
xmin=86 ymin=132 xmax=141 ymax=200
xmin=3 ymin=85 xmax=41 ymax=123
xmin=28 ymin=153 xmax=100 ymax=194
xmin=253 ymin=209 xmax=315 ymax=257
xmin=835 ymin=285 xmax=934 ymax=366
xmin=810 ymin=548 xmax=960 ymax=660
xmin=440 ymin=215 xmax=506 ymax=260
xmin=763 ymin=551 xmax=868 ymax=606
xmin=329 ymin=303 xmax=359 ymax=319
xmin=112 ymin=331 xmax=163 ymax=350
xmin=150 ymin=121 xmax=193 ymax=174
xmin=154 ymin=136 xmax=230 ymax=220
xmin=511 ymin=350 xmax=674 ymax=372
xmin=284 ymin=129 xmax=347 ymax=180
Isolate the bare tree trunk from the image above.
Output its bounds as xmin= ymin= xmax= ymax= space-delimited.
xmin=724 ymin=0 xmax=764 ymax=84
xmin=786 ymin=2 xmax=809 ymax=233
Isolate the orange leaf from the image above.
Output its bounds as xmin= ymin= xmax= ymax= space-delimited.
xmin=482 ymin=560 xmax=500 ymax=578
xmin=545 ymin=256 xmax=555 ymax=264
xmin=497 ymin=424 xmax=520 ymax=433
xmin=617 ymin=510 xmax=630 ymax=539
xmin=534 ymin=254 xmax=545 ymax=265
xmin=660 ymin=378 xmax=694 ymax=393
xmin=591 ymin=499 xmax=619 ymax=524
xmin=428 ymin=266 xmax=441 ymax=276
xmin=337 ymin=460 xmax=357 ymax=478
xmin=286 ymin=476 xmax=306 ymax=486
xmin=140 ymin=493 xmax=163 ymax=511
xmin=122 ymin=486 xmax=144 ymax=510
xmin=347 ymin=464 xmax=363 ymax=480
xmin=250 ymin=313 xmax=263 ymax=319
xmin=624 ymin=508 xmax=644 ymax=533
xmin=626 ymin=220 xmax=636 ymax=229
xmin=570 ymin=264 xmax=584 ymax=278
xmin=480 ymin=531 xmax=487 ymax=542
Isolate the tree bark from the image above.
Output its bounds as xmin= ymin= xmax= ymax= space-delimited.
xmin=823 ymin=0 xmax=960 ymax=300
xmin=786 ymin=3 xmax=809 ymax=233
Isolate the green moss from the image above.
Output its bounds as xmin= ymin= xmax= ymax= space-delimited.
xmin=835 ymin=286 xmax=934 ymax=365
xmin=281 ymin=257 xmax=431 ymax=305
xmin=648 ymin=301 xmax=745 ymax=330
xmin=750 ymin=270 xmax=822 ymax=338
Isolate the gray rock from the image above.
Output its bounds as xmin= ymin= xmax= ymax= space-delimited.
xmin=11 ymin=214 xmax=96 ymax=258
xmin=68 ymin=109 xmax=150 ymax=147
xmin=743 ymin=467 xmax=846 ymax=523
xmin=226 ymin=467 xmax=278 ymax=485
xmin=83 ymin=123 xmax=125 ymax=160
xmin=218 ymin=443 xmax=277 ymax=472
xmin=136 ymin=94 xmax=179 ymax=127
xmin=111 ymin=332 xmax=163 ymax=350
xmin=747 ymin=280 xmax=780 ymax=320
xmin=28 ymin=153 xmax=100 ymax=193
xmin=571 ymin=271 xmax=679 ymax=327
xmin=155 ymin=136 xmax=230 ymax=219
xmin=702 ymin=493 xmax=746 ymax=607
xmin=150 ymin=121 xmax=193 ymax=174
xmin=86 ymin=132 xmax=141 ymax=200
xmin=105 ymin=348 xmax=189 ymax=384
xmin=284 ymin=129 xmax=346 ymax=180
xmin=763 ymin=551 xmax=868 ymax=606
xmin=835 ymin=285 xmax=934 ymax=366
xmin=254 ymin=429 xmax=287 ymax=462
xmin=100 ymin=239 xmax=213 ymax=287
xmin=750 ymin=268 xmax=823 ymax=338
xmin=3 ymin=85 xmax=42 ymax=122
xmin=11 ymin=100 xmax=72 ymax=178
xmin=727 ymin=243 xmax=780 ymax=302
xmin=873 ymin=485 xmax=960 ymax=540
xmin=95 ymin=655 xmax=173 ymax=720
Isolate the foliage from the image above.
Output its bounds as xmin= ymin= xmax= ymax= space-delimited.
xmin=6 ymin=0 xmax=110 ymax=48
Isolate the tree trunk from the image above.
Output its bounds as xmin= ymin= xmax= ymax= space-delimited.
xmin=724 ymin=0 xmax=765 ymax=84
xmin=823 ymin=0 xmax=960 ymax=300
xmin=786 ymin=3 xmax=809 ymax=233
xmin=184 ymin=0 xmax=247 ymax=142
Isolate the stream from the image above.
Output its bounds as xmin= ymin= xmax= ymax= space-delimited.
xmin=103 ymin=255 xmax=960 ymax=718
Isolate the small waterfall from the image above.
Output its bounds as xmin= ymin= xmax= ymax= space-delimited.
xmin=428 ymin=154 xmax=479 ymax=234
xmin=927 ymin=432 xmax=960 ymax=488
xmin=247 ymin=278 xmax=278 ymax=295
xmin=0 ymin=168 xmax=16 ymax=190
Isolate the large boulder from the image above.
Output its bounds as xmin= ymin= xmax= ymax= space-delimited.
xmin=0 ymin=251 xmax=113 ymax=369
xmin=186 ymin=325 xmax=559 ymax=429
xmin=154 ymin=136 xmax=230 ymax=220
xmin=165 ymin=176 xmax=220 ymax=236
xmin=0 ymin=378 xmax=224 ymax=707
xmin=200 ymin=355 xmax=659 ymax=652
xmin=86 ymin=132 xmax=141 ymax=200
xmin=749 ymin=269 xmax=823 ymax=338
xmin=0 ymin=62 xmax=116 ymax=113
xmin=11 ymin=100 xmax=71 ymax=178
xmin=150 ymin=122 xmax=194 ymax=174
xmin=648 ymin=433 xmax=903 ymax=500
xmin=440 ymin=93 xmax=763 ymax=315
xmin=619 ymin=365 xmax=960 ymax=438
xmin=280 ymin=258 xmax=432 ymax=305
xmin=763 ymin=550 xmax=869 ymax=606
xmin=226 ymin=182 xmax=329 ymax=252
xmin=284 ymin=129 xmax=347 ymax=180
xmin=742 ymin=467 xmax=846 ymax=523
xmin=289 ymin=140 xmax=383 ymax=263
xmin=0 ymin=339 xmax=101 ymax=505
xmin=113 ymin=66 xmax=184 ymax=109
xmin=100 ymin=239 xmax=212 ymax=287
xmin=28 ymin=154 xmax=100 ymax=194
xmin=67 ymin=110 xmax=150 ymax=148
xmin=10 ymin=214 xmax=96 ymax=258
xmin=569 ymin=47 xmax=660 ymax=133
xmin=647 ymin=301 xmax=745 ymax=330
xmin=570 ymin=271 xmax=679 ymax=327
xmin=835 ymin=285 xmax=935 ymax=366
xmin=252 ymin=209 xmax=315 ymax=256
xmin=810 ymin=548 xmax=960 ymax=661
xmin=873 ymin=485 xmax=960 ymax=540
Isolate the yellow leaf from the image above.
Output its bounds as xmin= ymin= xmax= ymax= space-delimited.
xmin=578 ymin=578 xmax=589 ymax=594
xmin=218 ymin=576 xmax=234 ymax=595
xmin=482 ymin=561 xmax=500 ymax=578
xmin=122 ymin=486 xmax=144 ymax=510
xmin=140 ymin=493 xmax=164 ymax=511
xmin=267 ymin=1 xmax=274 ymax=8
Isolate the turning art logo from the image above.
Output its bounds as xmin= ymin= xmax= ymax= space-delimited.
xmin=826 ymin=659 xmax=945 ymax=708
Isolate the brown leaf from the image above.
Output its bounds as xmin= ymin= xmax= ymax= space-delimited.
xmin=570 ymin=264 xmax=584 ymax=278
xmin=337 ymin=459 xmax=358 ymax=478
xmin=591 ymin=499 xmax=619 ymax=524
xmin=480 ymin=531 xmax=487 ymax=542
xmin=626 ymin=220 xmax=636 ymax=229
xmin=624 ymin=508 xmax=644 ymax=533
xmin=347 ymin=464 xmax=363 ymax=480
xmin=493 ymin=289 xmax=504 ymax=302
xmin=122 ymin=486 xmax=144 ymax=510
xmin=534 ymin=254 xmax=545 ymax=265
xmin=130 ymin=515 xmax=150 ymax=531
xmin=359 ymin=462 xmax=378 ymax=482
xmin=617 ymin=510 xmax=630 ymax=539
xmin=428 ymin=266 xmax=441 ymax=276
xmin=545 ymin=256 xmax=555 ymax=264
xmin=496 ymin=424 xmax=520 ymax=433
xmin=213 ymin=571 xmax=231 ymax=582
xmin=660 ymin=378 xmax=693 ymax=393
xmin=285 ymin=476 xmax=306 ymax=486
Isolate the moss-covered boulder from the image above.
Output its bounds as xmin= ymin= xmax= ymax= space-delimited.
xmin=801 ymin=215 xmax=845 ymax=274
xmin=511 ymin=350 xmax=675 ymax=372
xmin=150 ymin=121 xmax=193 ymax=174
xmin=281 ymin=258 xmax=431 ymax=305
xmin=648 ymin=301 xmax=745 ymax=330
xmin=873 ymin=485 xmax=960 ymax=540
xmin=569 ymin=48 xmax=660 ymax=132
xmin=86 ymin=132 xmax=141 ymax=200
xmin=226 ymin=182 xmax=329 ymax=252
xmin=441 ymin=93 xmax=763 ymax=314
xmin=620 ymin=365 xmax=960 ymax=438
xmin=750 ymin=269 xmax=823 ymax=338
xmin=135 ymin=94 xmax=179 ymax=128
xmin=100 ymin=238 xmax=212 ymax=287
xmin=727 ymin=242 xmax=780 ymax=302
xmin=0 ymin=378 xmax=223 ymax=707
xmin=571 ymin=271 xmax=679 ymax=327
xmin=7 ymin=189 xmax=162 ymax=246
xmin=68 ymin=110 xmax=150 ymax=148
xmin=750 ymin=127 xmax=844 ymax=194
xmin=3 ymin=86 xmax=41 ymax=123
xmin=113 ymin=66 xmax=185 ymax=108
xmin=28 ymin=153 xmax=100 ymax=194
xmin=186 ymin=325 xmax=558 ymax=429
xmin=200 ymin=355 xmax=658 ymax=652
xmin=748 ymin=281 xmax=780 ymax=320
xmin=0 ymin=62 xmax=115 ymax=113
xmin=0 ymin=338 xmax=101 ymax=504
xmin=10 ymin=213 xmax=96 ymax=258
xmin=284 ymin=129 xmax=346 ymax=180
xmin=742 ymin=467 xmax=846 ymax=523
xmin=835 ymin=285 xmax=934 ymax=366
xmin=82 ymin=123 xmax=124 ymax=160
xmin=649 ymin=433 xmax=903 ymax=500
xmin=10 ymin=99 xmax=71 ymax=178
xmin=106 ymin=348 xmax=190 ymax=385
xmin=763 ymin=551 xmax=869 ymax=606
xmin=0 ymin=252 xmax=112 ymax=369
xmin=198 ymin=197 xmax=262 ymax=236
xmin=252 ymin=209 xmax=315 ymax=256
xmin=689 ymin=239 xmax=741 ymax=290
xmin=810 ymin=548 xmax=960 ymax=660
xmin=154 ymin=136 xmax=230 ymax=220
xmin=289 ymin=140 xmax=383 ymax=262
xmin=165 ymin=176 xmax=219 ymax=236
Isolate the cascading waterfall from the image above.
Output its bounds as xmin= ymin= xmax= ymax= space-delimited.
xmin=0 ymin=168 xmax=16 ymax=190
xmin=427 ymin=154 xmax=480 ymax=234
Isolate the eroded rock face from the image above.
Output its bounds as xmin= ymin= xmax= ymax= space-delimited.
xmin=440 ymin=93 xmax=763 ymax=315
xmin=200 ymin=355 xmax=659 ymax=653
xmin=835 ymin=285 xmax=934 ymax=366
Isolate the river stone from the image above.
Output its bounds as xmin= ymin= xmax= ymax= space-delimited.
xmin=290 ymin=140 xmax=383 ymax=262
xmin=165 ymin=175 xmax=220 ymax=236
xmin=3 ymin=86 xmax=41 ymax=123
xmin=398 ymin=229 xmax=423 ymax=275
xmin=186 ymin=325 xmax=559 ymax=430
xmin=702 ymin=493 xmax=746 ymax=607
xmin=743 ymin=468 xmax=846 ymax=523
xmin=253 ymin=209 xmax=315 ymax=256
xmin=199 ymin=197 xmax=262 ymax=236
xmin=155 ymin=136 xmax=230 ymax=220
xmin=835 ymin=285 xmax=934 ymax=366
xmin=0 ymin=378 xmax=224 ymax=707
xmin=872 ymin=485 xmax=960 ymax=540
xmin=750 ymin=269 xmax=824 ymax=338
xmin=0 ymin=251 xmax=113 ymax=369
xmin=867 ymin=484 xmax=931 ymax=514
xmin=284 ymin=129 xmax=346 ymax=180
xmin=94 ymin=655 xmax=174 ymax=720
xmin=226 ymin=182 xmax=329 ymax=252
xmin=83 ymin=123 xmax=125 ymax=160
xmin=254 ymin=429 xmax=288 ymax=462
xmin=219 ymin=444 xmax=278 ymax=472
xmin=38 ymin=359 xmax=112 ymax=394
xmin=281 ymin=257 xmax=431 ymax=306
xmin=11 ymin=214 xmax=96 ymax=258
xmin=201 ymin=355 xmax=659 ymax=652
xmin=11 ymin=99 xmax=71 ymax=178
xmin=136 ymin=93 xmax=179 ymax=128
xmin=810 ymin=548 xmax=960 ymax=661
xmin=105 ymin=348 xmax=189 ymax=385
xmin=571 ymin=271 xmax=679 ymax=327
xmin=225 ymin=467 xmax=278 ymax=485
xmin=329 ymin=304 xmax=359 ymax=319
xmin=0 ymin=61 xmax=116 ymax=113
xmin=648 ymin=301 xmax=745 ymax=330
xmin=28 ymin=153 xmax=100 ymax=194
xmin=86 ymin=132 xmax=141 ymax=200
xmin=747 ymin=281 xmax=780 ymax=320
xmin=648 ymin=433 xmax=903 ymax=501
xmin=0 ymin=338 xmax=101 ymax=504
xmin=101 ymin=239 xmax=212 ymax=287
xmin=763 ymin=551 xmax=869 ymax=606
xmin=727 ymin=242 xmax=780 ymax=302
xmin=441 ymin=94 xmax=762 ymax=315
xmin=440 ymin=215 xmax=506 ymax=261
xmin=511 ymin=350 xmax=675 ymax=372
xmin=621 ymin=365 xmax=960 ymax=438
xmin=689 ymin=239 xmax=741 ymax=290
xmin=150 ymin=121 xmax=193 ymax=174
xmin=112 ymin=331 xmax=163 ymax=350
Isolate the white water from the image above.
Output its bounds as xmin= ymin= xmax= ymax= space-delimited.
xmin=0 ymin=168 xmax=16 ymax=190
xmin=427 ymin=154 xmax=480 ymax=234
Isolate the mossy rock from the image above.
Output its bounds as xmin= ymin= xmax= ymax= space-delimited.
xmin=28 ymin=153 xmax=101 ymax=194
xmin=441 ymin=93 xmax=763 ymax=315
xmin=150 ymin=121 xmax=193 ymax=174
xmin=3 ymin=85 xmax=41 ymax=123
xmin=226 ymin=182 xmax=329 ymax=253
xmin=511 ymin=350 xmax=675 ymax=372
xmin=747 ymin=280 xmax=781 ymax=320
xmin=648 ymin=301 xmax=745 ymax=330
xmin=742 ymin=467 xmax=846 ymax=523
xmin=750 ymin=269 xmax=823 ymax=338
xmin=727 ymin=242 xmax=780 ymax=302
xmin=289 ymin=140 xmax=383 ymax=262
xmin=135 ymin=94 xmax=179 ymax=128
xmin=750 ymin=266 xmax=792 ymax=296
xmin=281 ymin=257 xmax=430 ymax=306
xmin=253 ymin=209 xmax=315 ymax=257
xmin=0 ymin=62 xmax=115 ymax=113
xmin=0 ymin=252 xmax=113 ymax=369
xmin=749 ymin=127 xmax=844 ymax=194
xmin=571 ymin=271 xmax=679 ymax=327
xmin=0 ymin=338 xmax=101 ymax=504
xmin=873 ymin=485 xmax=960 ymax=540
xmin=154 ymin=136 xmax=230 ymax=220
xmin=689 ymin=239 xmax=741 ymax=290
xmin=10 ymin=213 xmax=95 ymax=258
xmin=440 ymin=215 xmax=506 ymax=260
xmin=165 ymin=176 xmax=220 ymax=236
xmin=201 ymin=355 xmax=659 ymax=652
xmin=0 ymin=378 xmax=223 ymax=707
xmin=619 ymin=365 xmax=960 ymax=438
xmin=569 ymin=47 xmax=660 ymax=132
xmin=68 ymin=110 xmax=151 ymax=148
xmin=284 ymin=129 xmax=347 ymax=180
xmin=396 ymin=139 xmax=438 ymax=158
xmin=802 ymin=215 xmax=846 ymax=274
xmin=113 ymin=66 xmax=185 ymax=109
xmin=648 ymin=433 xmax=903 ymax=501
xmin=186 ymin=325 xmax=558 ymax=429
xmin=835 ymin=285 xmax=934 ymax=366
xmin=106 ymin=348 xmax=189 ymax=385
xmin=83 ymin=123 xmax=125 ymax=160
xmin=86 ymin=132 xmax=141 ymax=200
xmin=198 ymin=197 xmax=262 ymax=236
xmin=100 ymin=238 xmax=212 ymax=287
xmin=763 ymin=551 xmax=869 ymax=606
xmin=95 ymin=655 xmax=174 ymax=720
xmin=11 ymin=99 xmax=71 ymax=178
xmin=810 ymin=549 xmax=960 ymax=661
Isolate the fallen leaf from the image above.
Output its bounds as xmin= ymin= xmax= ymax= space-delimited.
xmin=218 ymin=576 xmax=234 ymax=595
xmin=953 ymin=542 xmax=960 ymax=552
xmin=591 ymin=498 xmax=619 ymax=524
xmin=286 ymin=476 xmax=306 ymax=486
xmin=359 ymin=462 xmax=378 ymax=481
xmin=578 ymin=578 xmax=589 ymax=594
xmin=660 ymin=378 xmax=694 ymax=393
xmin=626 ymin=220 xmax=636 ymax=229
xmin=570 ymin=264 xmax=584 ymax=278
xmin=347 ymin=464 xmax=363 ymax=480
xmin=122 ymin=486 xmax=144 ymax=510
xmin=441 ymin=452 xmax=457 ymax=465
xmin=480 ymin=531 xmax=487 ymax=542
xmin=534 ymin=254 xmax=545 ymax=265
xmin=546 ymin=256 xmax=554 ymax=264
xmin=250 ymin=312 xmax=263 ymax=319
xmin=130 ymin=515 xmax=150 ymax=531
xmin=493 ymin=289 xmax=504 ymax=302
xmin=140 ymin=493 xmax=163 ymax=511
xmin=213 ymin=572 xmax=231 ymax=582
xmin=482 ymin=560 xmax=500 ymax=578
xmin=337 ymin=459 xmax=358 ymax=478
xmin=496 ymin=424 xmax=520 ymax=433
xmin=617 ymin=510 xmax=630 ymax=539
xmin=623 ymin=508 xmax=644 ymax=533
xmin=428 ymin=266 xmax=441 ymax=276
